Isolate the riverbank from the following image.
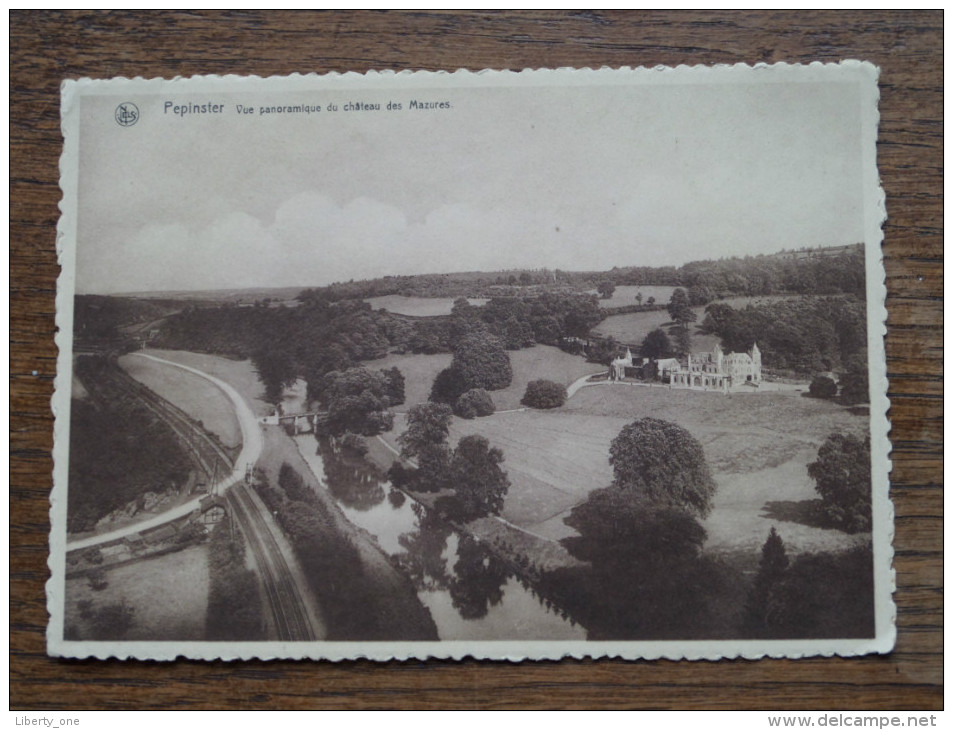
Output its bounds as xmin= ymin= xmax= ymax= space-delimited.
xmin=258 ymin=425 xmax=438 ymax=641
xmin=368 ymin=428 xmax=583 ymax=580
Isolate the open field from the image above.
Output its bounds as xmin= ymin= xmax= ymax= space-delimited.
xmin=64 ymin=545 xmax=209 ymax=641
xmin=377 ymin=345 xmax=604 ymax=412
xmin=365 ymin=295 xmax=488 ymax=317
xmin=592 ymin=295 xmax=800 ymax=351
xmin=487 ymin=346 xmax=606 ymax=410
xmin=373 ymin=351 xmax=453 ymax=408
xmin=119 ymin=354 xmax=242 ymax=448
xmin=139 ymin=349 xmax=276 ymax=417
xmin=445 ymin=382 xmax=869 ymax=564
xmin=593 ymin=309 xmax=720 ymax=351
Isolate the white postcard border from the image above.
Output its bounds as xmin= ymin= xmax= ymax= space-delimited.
xmin=49 ymin=61 xmax=894 ymax=661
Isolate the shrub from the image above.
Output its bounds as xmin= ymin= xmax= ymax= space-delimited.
xmin=386 ymin=461 xmax=412 ymax=489
xmin=454 ymin=388 xmax=495 ymax=419
xmin=206 ymin=517 xmax=264 ymax=640
xmin=87 ymin=568 xmax=109 ymax=591
xmin=521 ymin=379 xmax=568 ymax=409
xmin=88 ymin=601 xmax=135 ymax=640
xmin=839 ymin=366 xmax=869 ymax=405
xmin=809 ymin=375 xmax=838 ymax=399
xmin=278 ymin=462 xmax=317 ymax=505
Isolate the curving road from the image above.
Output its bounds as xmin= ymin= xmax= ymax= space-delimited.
xmin=66 ymin=353 xmax=263 ymax=552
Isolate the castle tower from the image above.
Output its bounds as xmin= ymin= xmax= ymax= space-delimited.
xmin=750 ymin=343 xmax=762 ymax=383
xmin=713 ymin=343 xmax=724 ymax=373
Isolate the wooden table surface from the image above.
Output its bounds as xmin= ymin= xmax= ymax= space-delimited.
xmin=10 ymin=10 xmax=942 ymax=710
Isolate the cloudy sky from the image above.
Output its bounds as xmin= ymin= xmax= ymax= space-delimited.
xmin=74 ymin=70 xmax=868 ymax=294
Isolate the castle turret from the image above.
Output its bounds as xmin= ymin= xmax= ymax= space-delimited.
xmin=750 ymin=343 xmax=762 ymax=383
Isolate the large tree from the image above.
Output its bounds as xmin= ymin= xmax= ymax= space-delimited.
xmin=609 ymin=417 xmax=717 ymax=518
xmin=744 ymin=527 xmax=790 ymax=633
xmin=430 ymin=331 xmax=512 ymax=403
xmin=399 ymin=403 xmax=453 ymax=459
xmin=453 ymin=331 xmax=513 ymax=391
xmin=545 ymin=486 xmax=723 ymax=639
xmin=448 ymin=535 xmax=508 ymax=620
xmin=808 ymin=433 xmax=872 ymax=532
xmin=640 ymin=327 xmax=673 ymax=359
xmin=398 ymin=403 xmax=454 ymax=492
xmin=252 ymin=346 xmax=298 ymax=406
xmin=666 ymin=287 xmax=697 ymax=328
xmin=380 ymin=366 xmax=405 ymax=406
xmin=562 ymin=487 xmax=707 ymax=568
xmin=838 ymin=357 xmax=870 ymax=405
xmin=320 ymin=367 xmax=396 ymax=437
xmin=449 ymin=435 xmax=510 ymax=520
xmin=672 ymin=325 xmax=692 ymax=357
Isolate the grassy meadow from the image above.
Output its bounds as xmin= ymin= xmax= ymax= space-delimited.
xmin=374 ymin=343 xmax=868 ymax=569
xmin=65 ymin=545 xmax=210 ymax=641
xmin=365 ymin=295 xmax=488 ymax=317
xmin=377 ymin=345 xmax=604 ymax=414
xmin=133 ymin=348 xmax=294 ymax=418
xmin=592 ymin=308 xmax=720 ymax=351
xmin=592 ymin=295 xmax=800 ymax=352
xmin=450 ymin=381 xmax=868 ymax=564
xmin=119 ymin=353 xmax=243 ymax=448
xmin=590 ymin=285 xmax=676 ymax=309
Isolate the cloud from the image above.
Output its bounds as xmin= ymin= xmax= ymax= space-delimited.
xmin=90 ymin=192 xmax=619 ymax=293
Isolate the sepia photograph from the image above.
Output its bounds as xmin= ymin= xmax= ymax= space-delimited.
xmin=50 ymin=62 xmax=892 ymax=660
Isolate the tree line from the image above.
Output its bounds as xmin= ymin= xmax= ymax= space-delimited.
xmin=700 ymin=295 xmax=867 ymax=374
xmin=151 ymin=291 xmax=603 ymax=409
xmin=603 ymin=245 xmax=866 ymax=300
xmin=291 ymin=244 xmax=865 ymax=305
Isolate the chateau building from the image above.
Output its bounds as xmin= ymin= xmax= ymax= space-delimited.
xmin=610 ymin=343 xmax=762 ymax=393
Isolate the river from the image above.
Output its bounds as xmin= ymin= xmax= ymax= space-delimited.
xmin=292 ymin=433 xmax=585 ymax=641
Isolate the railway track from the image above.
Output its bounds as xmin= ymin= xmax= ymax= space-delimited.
xmin=75 ymin=356 xmax=316 ymax=639
xmin=227 ymin=484 xmax=316 ymax=642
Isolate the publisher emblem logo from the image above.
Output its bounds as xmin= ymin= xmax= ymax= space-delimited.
xmin=115 ymin=102 xmax=139 ymax=127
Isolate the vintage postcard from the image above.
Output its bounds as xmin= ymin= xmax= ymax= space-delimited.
xmin=50 ymin=62 xmax=893 ymax=661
